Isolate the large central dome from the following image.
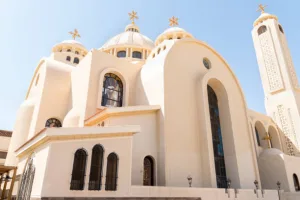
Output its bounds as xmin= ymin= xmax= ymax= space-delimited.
xmin=100 ymin=24 xmax=154 ymax=50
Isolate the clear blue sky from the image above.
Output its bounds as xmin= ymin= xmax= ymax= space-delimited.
xmin=0 ymin=0 xmax=299 ymax=130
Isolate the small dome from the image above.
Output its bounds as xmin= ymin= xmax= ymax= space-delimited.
xmin=52 ymin=40 xmax=88 ymax=54
xmin=253 ymin=12 xmax=278 ymax=27
xmin=260 ymin=148 xmax=283 ymax=157
xmin=100 ymin=25 xmax=154 ymax=50
xmin=155 ymin=26 xmax=193 ymax=46
xmin=53 ymin=40 xmax=86 ymax=50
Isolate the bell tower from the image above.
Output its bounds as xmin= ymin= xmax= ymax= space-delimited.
xmin=252 ymin=5 xmax=300 ymax=155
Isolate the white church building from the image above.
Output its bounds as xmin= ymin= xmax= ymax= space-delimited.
xmin=2 ymin=5 xmax=300 ymax=200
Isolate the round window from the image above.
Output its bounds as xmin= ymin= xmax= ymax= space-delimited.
xmin=203 ymin=58 xmax=211 ymax=69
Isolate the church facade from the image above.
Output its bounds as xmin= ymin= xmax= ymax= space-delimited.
xmin=3 ymin=7 xmax=300 ymax=200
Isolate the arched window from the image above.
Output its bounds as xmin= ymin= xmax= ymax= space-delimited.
xmin=70 ymin=149 xmax=87 ymax=190
xmin=132 ymin=51 xmax=142 ymax=59
xmin=208 ymin=85 xmax=228 ymax=188
xmin=279 ymin=25 xmax=284 ymax=34
xmin=45 ymin=118 xmax=62 ymax=128
xmin=258 ymin=25 xmax=267 ymax=35
xmin=143 ymin=156 xmax=154 ymax=186
xmin=255 ymin=127 xmax=261 ymax=146
xmin=67 ymin=49 xmax=71 ymax=52
xmin=66 ymin=56 xmax=71 ymax=61
xmin=17 ymin=157 xmax=35 ymax=200
xmin=75 ymin=51 xmax=79 ymax=55
xmin=293 ymin=174 xmax=300 ymax=191
xmin=73 ymin=57 xmax=80 ymax=64
xmin=157 ymin=48 xmax=161 ymax=55
xmin=89 ymin=145 xmax=104 ymax=190
xmin=101 ymin=73 xmax=123 ymax=107
xmin=117 ymin=51 xmax=126 ymax=58
xmin=203 ymin=58 xmax=211 ymax=69
xmin=105 ymin=153 xmax=118 ymax=191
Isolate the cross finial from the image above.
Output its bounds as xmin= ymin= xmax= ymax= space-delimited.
xmin=263 ymin=132 xmax=272 ymax=148
xmin=169 ymin=16 xmax=179 ymax=27
xmin=68 ymin=29 xmax=81 ymax=40
xmin=257 ymin=4 xmax=267 ymax=14
xmin=129 ymin=10 xmax=138 ymax=24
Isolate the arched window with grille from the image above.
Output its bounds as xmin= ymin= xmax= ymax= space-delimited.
xmin=88 ymin=145 xmax=104 ymax=190
xmin=101 ymin=73 xmax=123 ymax=107
xmin=143 ymin=156 xmax=154 ymax=186
xmin=17 ymin=156 xmax=35 ymax=200
xmin=117 ymin=51 xmax=126 ymax=58
xmin=132 ymin=51 xmax=142 ymax=59
xmin=293 ymin=174 xmax=300 ymax=191
xmin=70 ymin=149 xmax=87 ymax=190
xmin=105 ymin=153 xmax=118 ymax=191
xmin=255 ymin=127 xmax=261 ymax=146
xmin=258 ymin=25 xmax=267 ymax=35
xmin=73 ymin=57 xmax=80 ymax=64
xmin=45 ymin=118 xmax=62 ymax=128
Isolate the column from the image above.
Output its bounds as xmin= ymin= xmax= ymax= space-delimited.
xmin=7 ymin=168 xmax=17 ymax=200
xmin=1 ymin=174 xmax=8 ymax=200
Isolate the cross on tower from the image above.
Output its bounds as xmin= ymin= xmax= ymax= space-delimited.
xmin=263 ymin=132 xmax=272 ymax=149
xmin=128 ymin=11 xmax=138 ymax=24
xmin=169 ymin=16 xmax=179 ymax=27
xmin=69 ymin=29 xmax=81 ymax=40
xmin=257 ymin=4 xmax=267 ymax=14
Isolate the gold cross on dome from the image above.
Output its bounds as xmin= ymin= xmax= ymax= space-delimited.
xmin=169 ymin=16 xmax=179 ymax=27
xmin=263 ymin=132 xmax=272 ymax=149
xmin=69 ymin=29 xmax=81 ymax=40
xmin=257 ymin=4 xmax=267 ymax=14
xmin=129 ymin=10 xmax=138 ymax=24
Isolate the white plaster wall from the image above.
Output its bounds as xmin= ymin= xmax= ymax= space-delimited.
xmin=107 ymin=113 xmax=158 ymax=186
xmin=41 ymin=136 xmax=133 ymax=198
xmin=0 ymin=136 xmax=11 ymax=152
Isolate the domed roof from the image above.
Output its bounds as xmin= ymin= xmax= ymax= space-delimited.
xmin=52 ymin=39 xmax=87 ymax=52
xmin=253 ymin=12 xmax=278 ymax=27
xmin=260 ymin=148 xmax=284 ymax=157
xmin=100 ymin=24 xmax=154 ymax=50
xmin=162 ymin=27 xmax=187 ymax=34
xmin=155 ymin=26 xmax=193 ymax=46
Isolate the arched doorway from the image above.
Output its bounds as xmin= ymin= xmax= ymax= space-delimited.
xmin=207 ymin=85 xmax=227 ymax=188
xmin=293 ymin=174 xmax=300 ymax=191
xmin=17 ymin=157 xmax=35 ymax=200
xmin=143 ymin=156 xmax=154 ymax=186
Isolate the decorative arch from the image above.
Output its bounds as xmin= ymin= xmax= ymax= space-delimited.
xmin=45 ymin=118 xmax=62 ymax=128
xmin=268 ymin=125 xmax=281 ymax=150
xmin=293 ymin=173 xmax=300 ymax=191
xmin=88 ymin=145 xmax=104 ymax=190
xmin=70 ymin=148 xmax=87 ymax=190
xmin=143 ymin=156 xmax=155 ymax=186
xmin=17 ymin=155 xmax=35 ymax=200
xmin=254 ymin=121 xmax=267 ymax=148
xmin=25 ymin=59 xmax=45 ymax=99
xmin=105 ymin=153 xmax=118 ymax=191
xmin=258 ymin=25 xmax=267 ymax=35
xmin=98 ymin=68 xmax=129 ymax=108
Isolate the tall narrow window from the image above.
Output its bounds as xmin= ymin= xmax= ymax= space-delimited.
xmin=132 ymin=51 xmax=142 ymax=59
xmin=70 ymin=149 xmax=87 ymax=190
xmin=143 ymin=156 xmax=154 ymax=186
xmin=268 ymin=132 xmax=273 ymax=148
xmin=101 ymin=73 xmax=123 ymax=107
xmin=208 ymin=85 xmax=227 ymax=188
xmin=45 ymin=118 xmax=62 ymax=128
xmin=255 ymin=127 xmax=261 ymax=146
xmin=117 ymin=51 xmax=126 ymax=58
xmin=278 ymin=25 xmax=284 ymax=34
xmin=258 ymin=25 xmax=267 ymax=35
xmin=74 ymin=57 xmax=80 ymax=64
xmin=293 ymin=174 xmax=300 ymax=191
xmin=17 ymin=157 xmax=35 ymax=200
xmin=89 ymin=145 xmax=104 ymax=190
xmin=105 ymin=153 xmax=118 ymax=191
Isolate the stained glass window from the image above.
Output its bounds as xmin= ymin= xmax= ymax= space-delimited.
xmin=207 ymin=85 xmax=228 ymax=188
xmin=255 ymin=127 xmax=261 ymax=146
xmin=143 ymin=156 xmax=154 ymax=186
xmin=45 ymin=118 xmax=62 ymax=128
xmin=105 ymin=153 xmax=118 ymax=191
xmin=132 ymin=51 xmax=142 ymax=59
xmin=70 ymin=149 xmax=87 ymax=190
xmin=89 ymin=145 xmax=104 ymax=190
xmin=117 ymin=51 xmax=126 ymax=58
xmin=101 ymin=73 xmax=123 ymax=107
